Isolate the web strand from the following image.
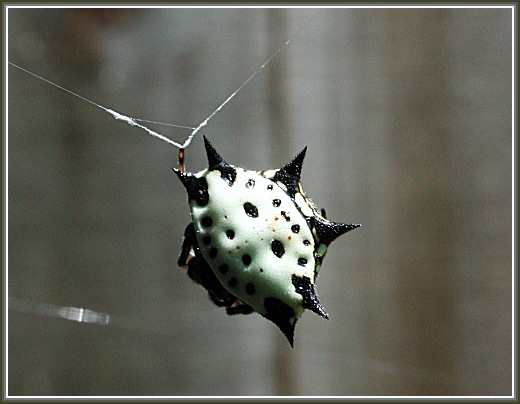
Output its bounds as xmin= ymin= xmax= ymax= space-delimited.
xmin=8 ymin=10 xmax=320 ymax=151
xmin=181 ymin=10 xmax=321 ymax=149
xmin=8 ymin=62 xmax=190 ymax=148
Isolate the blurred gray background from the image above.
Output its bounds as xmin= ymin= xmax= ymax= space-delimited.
xmin=7 ymin=7 xmax=512 ymax=396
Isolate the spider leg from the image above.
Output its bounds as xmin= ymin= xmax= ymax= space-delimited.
xmin=187 ymin=256 xmax=238 ymax=307
xmin=178 ymin=223 xmax=197 ymax=267
xmin=209 ymin=290 xmax=237 ymax=307
xmin=178 ymin=222 xmax=245 ymax=311
xmin=226 ymin=301 xmax=254 ymax=316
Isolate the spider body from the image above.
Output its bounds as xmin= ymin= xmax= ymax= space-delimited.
xmin=174 ymin=136 xmax=360 ymax=346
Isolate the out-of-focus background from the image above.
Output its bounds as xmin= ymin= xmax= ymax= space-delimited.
xmin=7 ymin=7 xmax=512 ymax=396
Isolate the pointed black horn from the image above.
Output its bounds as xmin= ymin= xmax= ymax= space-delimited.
xmin=263 ymin=297 xmax=297 ymax=347
xmin=308 ymin=216 xmax=361 ymax=245
xmin=272 ymin=147 xmax=307 ymax=198
xmin=203 ymin=135 xmax=224 ymax=168
xmin=173 ymin=168 xmax=209 ymax=207
xmin=173 ymin=168 xmax=191 ymax=188
xmin=281 ymin=146 xmax=307 ymax=180
xmin=292 ymin=275 xmax=329 ymax=319
xmin=203 ymin=136 xmax=237 ymax=186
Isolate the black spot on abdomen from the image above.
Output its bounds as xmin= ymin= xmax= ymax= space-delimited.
xmin=219 ymin=264 xmax=229 ymax=274
xmin=271 ymin=240 xmax=285 ymax=258
xmin=244 ymin=202 xmax=259 ymax=218
xmin=242 ymin=254 xmax=252 ymax=266
xmin=245 ymin=283 xmax=256 ymax=295
xmin=201 ymin=216 xmax=213 ymax=227
xmin=209 ymin=248 xmax=218 ymax=259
